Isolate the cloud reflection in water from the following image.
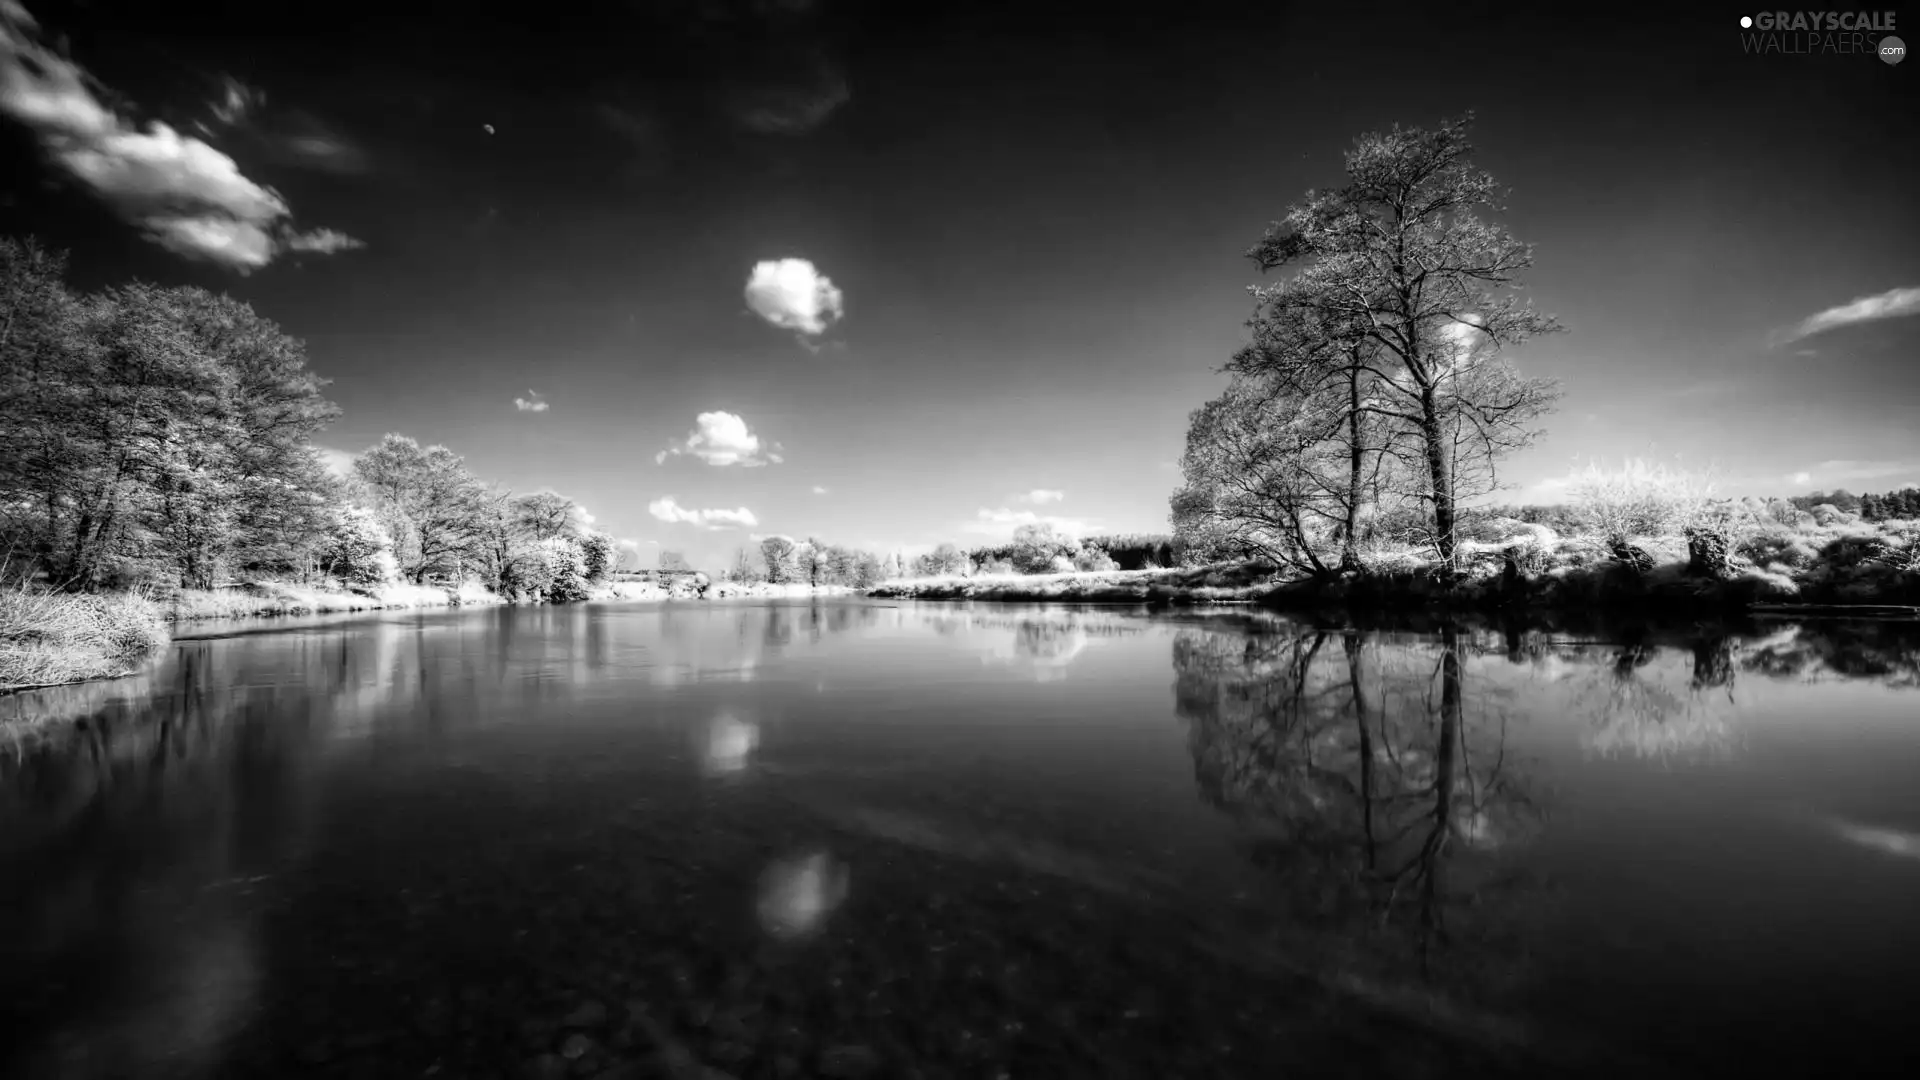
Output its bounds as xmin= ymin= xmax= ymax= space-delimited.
xmin=755 ymin=851 xmax=849 ymax=941
xmin=699 ymin=711 xmax=760 ymax=777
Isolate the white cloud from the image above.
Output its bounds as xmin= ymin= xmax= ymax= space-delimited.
xmin=1016 ymin=489 xmax=1065 ymax=505
xmin=208 ymin=75 xmax=263 ymax=127
xmin=744 ymin=258 xmax=843 ymax=336
xmin=962 ymin=508 xmax=1097 ymax=539
xmin=1781 ymin=286 xmax=1920 ymax=343
xmin=314 ymin=446 xmax=357 ymax=478
xmin=811 ymin=485 xmax=829 ymax=494
xmin=514 ymin=391 xmax=549 ymax=413
xmin=284 ymin=227 xmax=364 ymax=254
xmin=656 ymin=411 xmax=781 ymax=467
xmin=616 ymin=538 xmax=643 ymax=552
xmin=648 ymin=496 xmax=758 ymax=531
xmin=0 ymin=6 xmax=359 ymax=271
xmin=1787 ymin=471 xmax=1812 ymax=486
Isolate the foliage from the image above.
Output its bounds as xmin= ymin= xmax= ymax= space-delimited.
xmin=318 ymin=505 xmax=399 ymax=589
xmin=658 ymin=549 xmax=693 ymax=573
xmin=0 ymin=237 xmax=341 ymax=590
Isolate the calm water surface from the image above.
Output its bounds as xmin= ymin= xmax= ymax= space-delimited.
xmin=3 ymin=600 xmax=1918 ymax=1079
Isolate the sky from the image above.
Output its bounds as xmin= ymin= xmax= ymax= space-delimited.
xmin=2 ymin=0 xmax=1917 ymax=567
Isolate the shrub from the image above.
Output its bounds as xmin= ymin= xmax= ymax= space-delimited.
xmin=1564 ymin=458 xmax=1720 ymax=541
xmin=1073 ymin=548 xmax=1119 ymax=572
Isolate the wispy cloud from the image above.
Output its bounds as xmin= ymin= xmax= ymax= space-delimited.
xmin=655 ymin=411 xmax=782 ymax=467
xmin=0 ymin=4 xmax=360 ymax=271
xmin=285 ymin=228 xmax=364 ymax=255
xmin=1778 ymin=286 xmax=1920 ymax=344
xmin=648 ymin=496 xmax=758 ymax=531
xmin=1785 ymin=459 xmax=1920 ymax=486
xmin=962 ymin=508 xmax=1098 ymax=539
xmin=811 ymin=485 xmax=829 ymax=495
xmin=1015 ymin=489 xmax=1065 ymax=505
xmin=514 ymin=391 xmax=549 ymax=413
xmin=745 ymin=258 xmax=843 ymax=337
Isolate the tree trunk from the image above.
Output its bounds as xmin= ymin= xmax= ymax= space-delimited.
xmin=1340 ymin=371 xmax=1365 ymax=574
xmin=1419 ymin=391 xmax=1458 ymax=573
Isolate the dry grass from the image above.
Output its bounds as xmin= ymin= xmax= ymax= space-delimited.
xmin=0 ymin=584 xmax=168 ymax=691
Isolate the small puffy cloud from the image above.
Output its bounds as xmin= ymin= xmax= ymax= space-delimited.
xmin=1787 ymin=471 xmax=1813 ymax=486
xmin=1781 ymin=286 xmax=1920 ymax=344
xmin=745 ymin=258 xmax=843 ymax=336
xmin=1016 ymin=489 xmax=1065 ymax=505
xmin=648 ymin=495 xmax=758 ymax=531
xmin=616 ymin=538 xmax=643 ymax=552
xmin=0 ymin=6 xmax=358 ymax=271
xmin=514 ymin=391 xmax=549 ymax=413
xmin=811 ymin=485 xmax=829 ymax=495
xmin=656 ymin=411 xmax=781 ymax=467
xmin=963 ymin=508 xmax=1097 ymax=538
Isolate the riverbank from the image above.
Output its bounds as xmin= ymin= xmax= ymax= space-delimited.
xmin=865 ymin=562 xmax=1281 ymax=604
xmin=0 ymin=586 xmax=169 ymax=693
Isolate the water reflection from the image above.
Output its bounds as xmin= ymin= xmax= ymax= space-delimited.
xmin=754 ymin=850 xmax=850 ymax=941
xmin=1 ymin=603 xmax=1916 ymax=1077
xmin=0 ymin=646 xmax=323 ymax=1079
xmin=1173 ymin=623 xmax=1546 ymax=986
xmin=699 ymin=711 xmax=761 ymax=777
xmin=914 ymin=608 xmax=1148 ymax=682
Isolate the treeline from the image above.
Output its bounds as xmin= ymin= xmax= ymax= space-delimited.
xmin=724 ymin=536 xmax=893 ymax=588
xmin=1486 ymin=486 xmax=1920 ymax=536
xmin=0 ymin=235 xmax=621 ymax=603
xmin=955 ymin=529 xmax=1183 ymax=575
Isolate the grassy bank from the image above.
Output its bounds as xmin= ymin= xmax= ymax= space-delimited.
xmin=165 ymin=581 xmax=508 ymax=621
xmin=1 ymin=586 xmax=169 ymax=692
xmin=864 ymin=519 xmax=1920 ymax=616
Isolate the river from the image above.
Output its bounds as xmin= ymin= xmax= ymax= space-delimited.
xmin=2 ymin=600 xmax=1917 ymax=1079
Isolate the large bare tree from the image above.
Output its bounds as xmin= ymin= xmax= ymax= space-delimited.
xmin=1241 ymin=113 xmax=1562 ymax=571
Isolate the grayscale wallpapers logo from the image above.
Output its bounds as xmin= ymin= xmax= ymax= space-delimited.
xmin=1736 ymin=11 xmax=1905 ymax=62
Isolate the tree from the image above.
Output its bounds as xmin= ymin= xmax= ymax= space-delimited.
xmin=353 ymin=435 xmax=485 ymax=584
xmin=515 ymin=491 xmax=583 ymax=543
xmin=319 ymin=506 xmax=399 ymax=588
xmin=1242 ymin=114 xmax=1562 ymax=572
xmin=728 ymin=547 xmax=763 ymax=583
xmin=578 ymin=530 xmax=616 ymax=584
xmin=1011 ymin=522 xmax=1064 ymax=574
xmin=1172 ymin=376 xmax=1354 ymax=576
xmin=760 ymin=536 xmax=797 ymax=583
xmin=658 ymin=549 xmax=692 ymax=573
xmin=852 ymin=551 xmax=886 ymax=588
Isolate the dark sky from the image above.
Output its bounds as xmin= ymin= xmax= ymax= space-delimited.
xmin=3 ymin=0 xmax=1916 ymax=563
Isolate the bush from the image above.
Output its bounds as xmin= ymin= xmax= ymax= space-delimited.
xmin=1073 ymin=548 xmax=1119 ymax=572
xmin=1564 ymin=458 xmax=1720 ymax=541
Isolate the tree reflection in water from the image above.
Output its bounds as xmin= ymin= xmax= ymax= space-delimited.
xmin=1173 ymin=622 xmax=1545 ymax=991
